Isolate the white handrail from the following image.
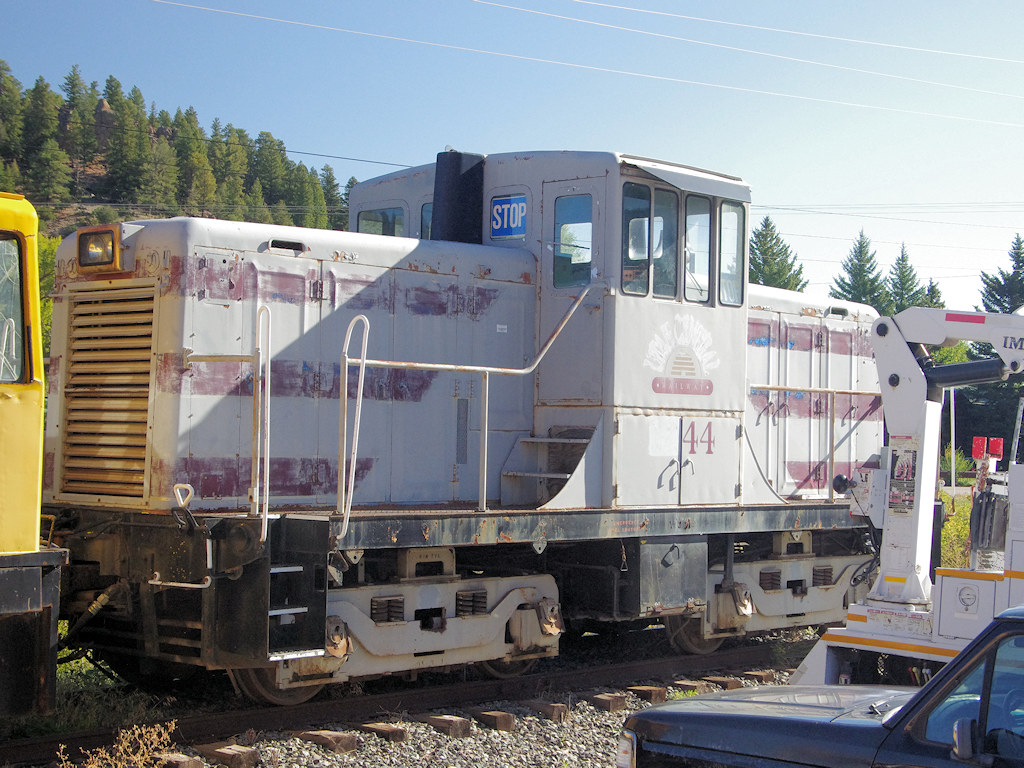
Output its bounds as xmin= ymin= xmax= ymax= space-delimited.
xmin=337 ymin=315 xmax=370 ymax=538
xmin=251 ymin=306 xmax=272 ymax=542
xmin=337 ymin=284 xmax=601 ymax=527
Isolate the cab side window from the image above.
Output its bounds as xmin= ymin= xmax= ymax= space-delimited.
xmin=923 ymin=634 xmax=1024 ymax=760
xmin=358 ymin=207 xmax=405 ymax=237
xmin=719 ymin=201 xmax=745 ymax=307
xmin=553 ymin=194 xmax=592 ymax=288
xmin=0 ymin=234 xmax=25 ymax=383
xmin=983 ymin=636 xmax=1024 ymax=759
xmin=684 ymin=196 xmax=711 ymax=303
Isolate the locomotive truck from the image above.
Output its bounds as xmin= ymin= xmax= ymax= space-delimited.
xmin=41 ymin=150 xmax=883 ymax=704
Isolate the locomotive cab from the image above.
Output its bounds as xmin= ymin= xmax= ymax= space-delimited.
xmin=350 ymin=151 xmax=756 ymax=509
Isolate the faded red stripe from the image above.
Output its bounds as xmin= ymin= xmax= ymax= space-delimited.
xmin=946 ymin=312 xmax=985 ymax=324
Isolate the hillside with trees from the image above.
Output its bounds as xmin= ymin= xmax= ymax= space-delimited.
xmin=0 ymin=60 xmax=355 ymax=236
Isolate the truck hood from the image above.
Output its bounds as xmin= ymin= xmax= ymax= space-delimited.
xmin=625 ymin=684 xmax=917 ymax=767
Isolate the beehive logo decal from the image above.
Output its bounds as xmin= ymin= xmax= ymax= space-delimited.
xmin=644 ymin=315 xmax=718 ymax=395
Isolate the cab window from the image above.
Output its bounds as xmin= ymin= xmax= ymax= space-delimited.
xmin=358 ymin=207 xmax=405 ymax=237
xmin=621 ymin=184 xmax=679 ymax=298
xmin=719 ymin=201 xmax=745 ymax=306
xmin=553 ymin=194 xmax=592 ymax=288
xmin=652 ymin=189 xmax=679 ymax=298
xmin=421 ymin=203 xmax=433 ymax=240
xmin=0 ymin=233 xmax=25 ymax=383
xmin=684 ymin=196 xmax=711 ymax=303
xmin=621 ymin=183 xmax=650 ymax=295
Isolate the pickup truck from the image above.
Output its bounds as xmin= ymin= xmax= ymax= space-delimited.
xmin=617 ymin=606 xmax=1024 ymax=767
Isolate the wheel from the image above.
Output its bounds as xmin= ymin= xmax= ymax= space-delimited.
xmin=664 ymin=616 xmax=724 ymax=655
xmin=477 ymin=657 xmax=539 ymax=679
xmin=232 ymin=667 xmax=323 ymax=706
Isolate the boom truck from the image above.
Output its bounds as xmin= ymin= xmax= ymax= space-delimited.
xmin=796 ymin=306 xmax=1024 ymax=684
xmin=0 ymin=191 xmax=64 ymax=717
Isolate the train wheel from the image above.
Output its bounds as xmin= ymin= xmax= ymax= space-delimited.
xmin=477 ymin=658 xmax=539 ymax=679
xmin=232 ymin=667 xmax=323 ymax=705
xmin=664 ymin=616 xmax=724 ymax=655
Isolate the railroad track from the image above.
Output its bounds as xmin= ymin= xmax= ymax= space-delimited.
xmin=0 ymin=639 xmax=814 ymax=766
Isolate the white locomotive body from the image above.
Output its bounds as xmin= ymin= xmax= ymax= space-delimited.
xmin=43 ymin=151 xmax=882 ymax=702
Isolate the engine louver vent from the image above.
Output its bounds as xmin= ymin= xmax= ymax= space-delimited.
xmin=61 ymin=287 xmax=155 ymax=498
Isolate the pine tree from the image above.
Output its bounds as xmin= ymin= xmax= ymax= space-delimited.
xmin=830 ymin=230 xmax=890 ymax=314
xmin=173 ymin=107 xmax=211 ymax=208
xmin=341 ymin=176 xmax=358 ymax=231
xmin=27 ymin=138 xmax=71 ymax=202
xmin=0 ymin=160 xmax=20 ymax=193
xmin=105 ymin=78 xmax=148 ymax=201
xmin=886 ymin=244 xmax=927 ymax=313
xmin=749 ymin=216 xmax=807 ymax=290
xmin=21 ymin=76 xmax=61 ymax=165
xmin=922 ymin=279 xmax=943 ymax=309
xmin=271 ymin=199 xmax=293 ymax=226
xmin=320 ymin=164 xmax=344 ymax=230
xmin=979 ymin=234 xmax=1024 ymax=314
xmin=244 ymin=178 xmax=272 ymax=223
xmin=59 ymin=65 xmax=98 ymax=195
xmin=213 ymin=125 xmax=248 ymax=220
xmin=138 ymin=136 xmax=179 ymax=215
xmin=253 ymin=132 xmax=288 ymax=204
xmin=0 ymin=60 xmax=23 ymax=163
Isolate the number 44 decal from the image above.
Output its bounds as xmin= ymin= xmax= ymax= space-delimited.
xmin=683 ymin=421 xmax=715 ymax=455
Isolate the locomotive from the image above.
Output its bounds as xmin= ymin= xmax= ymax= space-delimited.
xmin=42 ymin=150 xmax=882 ymax=704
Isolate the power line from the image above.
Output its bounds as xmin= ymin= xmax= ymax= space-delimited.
xmin=571 ymin=0 xmax=1024 ymax=66
xmin=148 ymin=0 xmax=1024 ymax=130
xmin=475 ymin=0 xmax=1024 ymax=101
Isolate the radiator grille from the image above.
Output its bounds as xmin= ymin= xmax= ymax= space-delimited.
xmin=61 ymin=287 xmax=155 ymax=498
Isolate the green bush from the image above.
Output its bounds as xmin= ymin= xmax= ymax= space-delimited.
xmin=940 ymin=445 xmax=976 ymax=487
xmin=939 ymin=490 xmax=971 ymax=570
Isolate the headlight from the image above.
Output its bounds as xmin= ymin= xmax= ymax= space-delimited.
xmin=77 ymin=226 xmax=121 ymax=272
xmin=615 ymin=731 xmax=636 ymax=768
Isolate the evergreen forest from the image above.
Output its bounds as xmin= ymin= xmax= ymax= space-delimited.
xmin=0 ymin=61 xmax=354 ymax=235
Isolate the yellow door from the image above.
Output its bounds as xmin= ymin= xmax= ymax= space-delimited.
xmin=0 ymin=192 xmax=44 ymax=554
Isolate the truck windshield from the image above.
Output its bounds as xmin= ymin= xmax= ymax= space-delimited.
xmin=0 ymin=234 xmax=24 ymax=383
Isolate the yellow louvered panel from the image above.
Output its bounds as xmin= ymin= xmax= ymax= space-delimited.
xmin=61 ymin=288 xmax=155 ymax=499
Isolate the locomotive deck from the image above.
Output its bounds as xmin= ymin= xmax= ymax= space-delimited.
xmin=294 ymin=500 xmax=857 ymax=549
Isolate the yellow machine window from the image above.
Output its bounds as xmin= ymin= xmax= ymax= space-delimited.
xmin=0 ymin=233 xmax=25 ymax=383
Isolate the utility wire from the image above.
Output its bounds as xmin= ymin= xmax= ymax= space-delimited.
xmin=475 ymin=0 xmax=1024 ymax=101
xmin=571 ymin=0 xmax=1024 ymax=66
xmin=148 ymin=0 xmax=1024 ymax=130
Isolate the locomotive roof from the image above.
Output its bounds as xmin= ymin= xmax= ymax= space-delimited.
xmin=357 ymin=150 xmax=751 ymax=203
xmin=79 ymin=216 xmax=535 ymax=281
xmin=748 ymin=283 xmax=879 ymax=322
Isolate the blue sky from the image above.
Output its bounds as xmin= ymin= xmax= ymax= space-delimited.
xmin=6 ymin=0 xmax=1024 ymax=310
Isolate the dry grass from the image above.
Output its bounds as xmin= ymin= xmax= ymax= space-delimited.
xmin=56 ymin=721 xmax=177 ymax=768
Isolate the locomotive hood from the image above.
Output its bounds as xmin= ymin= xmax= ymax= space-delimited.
xmin=624 ymin=684 xmax=916 ymax=767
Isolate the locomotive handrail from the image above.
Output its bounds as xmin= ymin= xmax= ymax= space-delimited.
xmin=749 ymin=383 xmax=881 ymax=502
xmin=252 ymin=306 xmax=272 ymax=542
xmin=337 ymin=315 xmax=370 ymax=538
xmin=338 ymin=284 xmax=602 ymax=519
xmin=182 ymin=306 xmax=273 ymax=542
